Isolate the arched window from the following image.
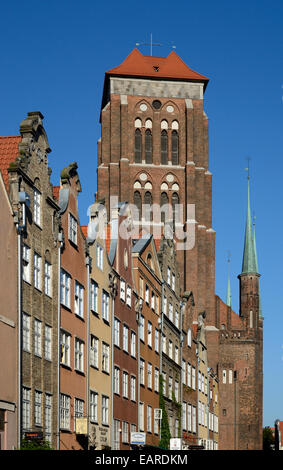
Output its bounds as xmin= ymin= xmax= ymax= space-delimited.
xmin=172 ymin=192 xmax=179 ymax=230
xmin=171 ymin=130 xmax=179 ymax=165
xmin=145 ymin=129 xmax=152 ymax=164
xmin=160 ymin=192 xmax=169 ymax=223
xmin=144 ymin=191 xmax=153 ymax=222
xmin=161 ymin=130 xmax=168 ymax=165
xmin=135 ymin=129 xmax=142 ymax=163
xmin=134 ymin=191 xmax=142 ymax=220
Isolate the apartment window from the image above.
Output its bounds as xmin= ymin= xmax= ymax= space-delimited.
xmin=101 ymin=396 xmax=109 ymax=425
xmin=123 ymin=325 xmax=129 ymax=352
xmin=154 ymin=367 xmax=159 ymax=392
xmin=44 ymin=325 xmax=52 ymax=361
xmin=174 ymin=419 xmax=179 ymax=438
xmin=147 ymin=406 xmax=152 ymax=433
xmin=90 ymin=335 xmax=99 ymax=368
xmin=74 ymin=281 xmax=84 ymax=318
xmin=168 ymin=340 xmax=173 ymax=359
xmin=34 ymin=390 xmax=42 ymax=426
xmin=45 ymin=394 xmax=52 ymax=443
xmin=122 ymin=372 xmax=129 ymax=398
xmin=114 ymin=419 xmax=120 ymax=450
xmin=34 ymin=319 xmax=42 ymax=357
xmin=192 ymin=367 xmax=196 ymax=390
xmin=130 ymin=376 xmax=136 ymax=401
xmin=229 ymin=369 xmax=233 ymax=384
xmin=175 ymin=308 xmax=179 ymax=328
xmin=74 ymin=398 xmax=84 ymax=430
xmin=22 ymin=387 xmax=31 ymax=431
xmin=187 ymin=328 xmax=192 ymax=347
xmin=114 ymin=318 xmax=120 ymax=347
xmin=96 ymin=243 xmax=103 ymax=270
xmin=44 ymin=261 xmax=52 ymax=297
xmin=140 ymin=358 xmax=145 ymax=385
xmin=223 ymin=369 xmax=227 ymax=384
xmin=139 ymin=403 xmax=144 ymax=431
xmin=205 ymin=376 xmax=208 ymax=395
xmin=22 ymin=313 xmax=31 ymax=352
xmin=145 ymin=284 xmax=149 ymax=304
xmin=162 ymin=334 xmax=166 ymax=353
xmin=139 ymin=314 xmax=145 ymax=342
xmin=60 ymin=330 xmax=71 ymax=367
xmin=74 ymin=338 xmax=84 ymax=372
xmin=130 ymin=331 xmax=136 ymax=357
xmin=148 ymin=321 xmax=152 ymax=348
xmin=114 ymin=367 xmax=120 ymax=394
xmin=182 ymin=402 xmax=187 ymax=430
xmin=22 ymin=244 xmax=30 ymax=283
xmin=139 ymin=277 xmax=144 ymax=298
xmin=168 ymin=376 xmax=173 ymax=399
xmin=60 ymin=269 xmax=71 ymax=308
xmin=120 ymin=279 xmax=126 ymax=301
xmin=147 ymin=363 xmax=152 ymax=389
xmin=33 ymin=187 xmax=41 ymax=225
xmin=175 ymin=345 xmax=179 ymax=364
xmin=102 ymin=342 xmax=109 ymax=373
xmin=172 ymin=273 xmax=175 ymax=291
xmin=163 ymin=296 xmax=167 ymax=315
xmin=126 ymin=285 xmax=131 ymax=307
xmin=168 ymin=303 xmax=173 ymax=322
xmin=154 ymin=412 xmax=159 ymax=435
xmin=182 ymin=360 xmax=186 ymax=384
xmin=122 ymin=421 xmax=129 ymax=443
xmin=202 ymin=373 xmax=205 ymax=393
xmin=167 ymin=267 xmax=171 ymax=285
xmin=192 ymin=406 xmax=196 ymax=433
xmin=188 ymin=404 xmax=192 ymax=432
xmin=151 ymin=291 xmax=155 ymax=310
xmin=34 ymin=253 xmax=41 ymax=290
xmin=68 ymin=213 xmax=77 ymax=245
xmin=174 ymin=381 xmax=179 ymax=402
xmin=60 ymin=394 xmax=70 ymax=430
xmin=162 ymin=372 xmax=167 ymax=396
xmin=155 ymin=329 xmax=159 ymax=353
xmin=102 ymin=290 xmax=109 ymax=322
xmin=90 ymin=280 xmax=98 ymax=313
xmin=187 ymin=363 xmax=191 ymax=387
xmin=90 ymin=391 xmax=98 ymax=422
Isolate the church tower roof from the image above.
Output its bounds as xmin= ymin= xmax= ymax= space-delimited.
xmin=241 ymin=179 xmax=258 ymax=275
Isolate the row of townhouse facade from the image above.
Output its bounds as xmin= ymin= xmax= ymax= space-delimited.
xmin=0 ymin=111 xmax=219 ymax=450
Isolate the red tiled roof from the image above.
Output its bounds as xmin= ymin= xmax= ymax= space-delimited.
xmin=52 ymin=185 xmax=60 ymax=202
xmin=0 ymin=136 xmax=21 ymax=191
xmin=106 ymin=48 xmax=209 ymax=84
xmin=81 ymin=225 xmax=88 ymax=238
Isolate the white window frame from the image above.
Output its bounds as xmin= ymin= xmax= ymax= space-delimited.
xmin=96 ymin=243 xmax=103 ymax=270
xmin=34 ymin=252 xmax=41 ymax=291
xmin=148 ymin=321 xmax=152 ymax=348
xmin=147 ymin=363 xmax=152 ymax=390
xmin=60 ymin=394 xmax=70 ymax=430
xmin=155 ymin=328 xmax=159 ymax=353
xmin=60 ymin=269 xmax=71 ymax=308
xmin=74 ymin=338 xmax=84 ymax=372
xmin=90 ymin=335 xmax=99 ymax=369
xmin=114 ymin=318 xmax=120 ymax=347
xmin=147 ymin=406 xmax=152 ymax=433
xmin=45 ymin=394 xmax=52 ymax=443
xmin=74 ymin=398 xmax=84 ymax=431
xmin=90 ymin=391 xmax=98 ymax=422
xmin=122 ymin=371 xmax=129 ymax=398
xmin=34 ymin=390 xmax=42 ymax=426
xmin=102 ymin=342 xmax=109 ymax=373
xmin=44 ymin=324 xmax=52 ymax=361
xmin=60 ymin=330 xmax=71 ymax=367
xmin=22 ymin=244 xmax=31 ymax=283
xmin=22 ymin=387 xmax=31 ymax=431
xmin=122 ymin=421 xmax=129 ymax=443
xmin=68 ymin=213 xmax=77 ymax=245
xmin=22 ymin=312 xmax=31 ymax=352
xmin=74 ymin=281 xmax=84 ymax=318
xmin=126 ymin=285 xmax=131 ymax=307
xmin=140 ymin=358 xmax=145 ymax=385
xmin=139 ymin=314 xmax=145 ymax=342
xmin=33 ymin=188 xmax=41 ymax=226
xmin=130 ymin=331 xmax=136 ymax=358
xmin=34 ymin=318 xmax=42 ymax=357
xmin=123 ymin=325 xmax=129 ymax=352
xmin=139 ymin=402 xmax=144 ymax=431
xmin=44 ymin=260 xmax=52 ymax=297
xmin=114 ymin=366 xmax=120 ymax=394
xmin=101 ymin=395 xmax=109 ymax=425
xmin=154 ymin=367 xmax=159 ymax=392
xmin=102 ymin=290 xmax=109 ymax=322
xmin=90 ymin=280 xmax=98 ymax=313
xmin=120 ymin=279 xmax=126 ymax=301
xmin=130 ymin=375 xmax=136 ymax=402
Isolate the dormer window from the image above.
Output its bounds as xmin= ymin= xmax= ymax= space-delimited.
xmin=68 ymin=213 xmax=77 ymax=245
xmin=153 ymin=66 xmax=159 ymax=72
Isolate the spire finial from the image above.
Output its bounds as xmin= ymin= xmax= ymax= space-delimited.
xmin=227 ymin=251 xmax=232 ymax=307
xmin=241 ymin=160 xmax=258 ymax=275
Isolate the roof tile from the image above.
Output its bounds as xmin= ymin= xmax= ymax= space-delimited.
xmin=0 ymin=136 xmax=21 ymax=191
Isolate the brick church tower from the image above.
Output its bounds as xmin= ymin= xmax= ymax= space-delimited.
xmin=97 ymin=48 xmax=215 ymax=324
xmin=96 ymin=49 xmax=263 ymax=449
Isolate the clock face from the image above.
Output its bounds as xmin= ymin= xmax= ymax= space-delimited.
xmin=140 ymin=103 xmax=147 ymax=111
xmin=166 ymin=105 xmax=174 ymax=113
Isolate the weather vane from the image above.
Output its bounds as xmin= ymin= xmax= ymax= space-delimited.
xmin=136 ymin=33 xmax=176 ymax=56
xmin=245 ymin=156 xmax=251 ymax=180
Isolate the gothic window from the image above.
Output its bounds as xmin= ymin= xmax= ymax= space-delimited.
xmin=145 ymin=129 xmax=152 ymax=164
xmin=161 ymin=192 xmax=169 ymax=223
xmin=161 ymin=130 xmax=168 ymax=165
xmin=144 ymin=191 xmax=153 ymax=222
xmin=135 ymin=129 xmax=142 ymax=163
xmin=171 ymin=130 xmax=179 ymax=165
xmin=172 ymin=192 xmax=179 ymax=230
xmin=134 ymin=191 xmax=142 ymax=220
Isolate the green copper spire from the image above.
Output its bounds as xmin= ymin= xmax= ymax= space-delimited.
xmin=241 ymin=178 xmax=258 ymax=274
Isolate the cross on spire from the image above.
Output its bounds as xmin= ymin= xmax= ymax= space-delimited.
xmin=136 ymin=33 xmax=162 ymax=56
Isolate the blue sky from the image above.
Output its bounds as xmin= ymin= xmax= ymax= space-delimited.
xmin=1 ymin=0 xmax=282 ymax=427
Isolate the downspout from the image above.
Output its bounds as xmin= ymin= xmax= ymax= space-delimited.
xmin=57 ymin=233 xmax=63 ymax=450
xmin=110 ymin=277 xmax=116 ymax=449
xmin=180 ymin=301 xmax=184 ymax=443
xmin=159 ymin=281 xmax=164 ymax=442
xmin=17 ymin=227 xmax=22 ymax=449
xmin=85 ymin=255 xmax=91 ymax=450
